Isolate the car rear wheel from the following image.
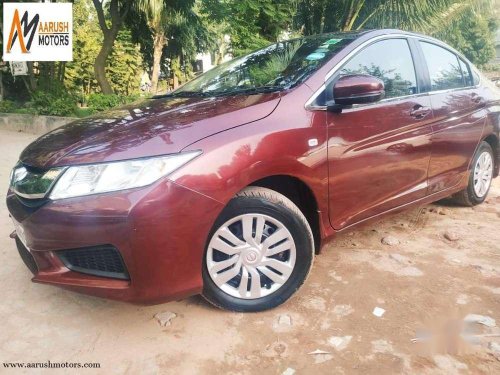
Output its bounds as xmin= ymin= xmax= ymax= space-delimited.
xmin=451 ymin=141 xmax=494 ymax=206
xmin=202 ymin=187 xmax=314 ymax=312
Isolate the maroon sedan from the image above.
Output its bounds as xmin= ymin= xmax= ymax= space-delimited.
xmin=7 ymin=29 xmax=500 ymax=311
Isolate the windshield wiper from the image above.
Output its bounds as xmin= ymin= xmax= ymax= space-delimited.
xmin=154 ymin=86 xmax=283 ymax=99
xmin=153 ymin=91 xmax=211 ymax=99
xmin=211 ymin=86 xmax=284 ymax=97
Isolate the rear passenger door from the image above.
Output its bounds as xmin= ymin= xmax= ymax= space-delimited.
xmin=418 ymin=41 xmax=486 ymax=194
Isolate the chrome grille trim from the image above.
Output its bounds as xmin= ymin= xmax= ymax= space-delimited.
xmin=10 ymin=163 xmax=66 ymax=200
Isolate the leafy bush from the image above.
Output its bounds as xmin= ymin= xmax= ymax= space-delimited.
xmin=0 ymin=100 xmax=18 ymax=113
xmin=75 ymin=107 xmax=96 ymax=118
xmin=14 ymin=107 xmax=37 ymax=115
xmin=87 ymin=93 xmax=141 ymax=112
xmin=31 ymin=90 xmax=77 ymax=117
xmin=87 ymin=93 xmax=123 ymax=112
xmin=1 ymin=92 xmax=141 ymax=118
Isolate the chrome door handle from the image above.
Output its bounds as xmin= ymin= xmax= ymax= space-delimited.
xmin=471 ymin=95 xmax=483 ymax=104
xmin=410 ymin=106 xmax=431 ymax=119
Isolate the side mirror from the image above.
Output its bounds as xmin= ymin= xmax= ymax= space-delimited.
xmin=328 ymin=74 xmax=385 ymax=112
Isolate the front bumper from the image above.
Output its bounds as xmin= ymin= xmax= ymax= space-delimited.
xmin=7 ymin=179 xmax=224 ymax=304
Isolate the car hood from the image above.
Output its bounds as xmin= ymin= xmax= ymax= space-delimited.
xmin=20 ymin=93 xmax=281 ymax=168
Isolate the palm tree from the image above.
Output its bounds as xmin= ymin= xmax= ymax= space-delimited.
xmin=293 ymin=0 xmax=492 ymax=35
xmin=137 ymin=0 xmax=198 ymax=93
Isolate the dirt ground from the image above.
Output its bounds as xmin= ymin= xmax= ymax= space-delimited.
xmin=1 ymin=129 xmax=499 ymax=375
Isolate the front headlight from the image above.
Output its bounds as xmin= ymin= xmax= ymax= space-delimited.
xmin=49 ymin=151 xmax=201 ymax=200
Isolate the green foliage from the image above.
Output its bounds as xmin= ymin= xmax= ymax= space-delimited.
xmin=87 ymin=93 xmax=140 ymax=112
xmin=107 ymin=29 xmax=143 ymax=95
xmin=13 ymin=107 xmax=38 ymax=115
xmin=291 ymin=0 xmax=492 ymax=35
xmin=433 ymin=9 xmax=497 ymax=66
xmin=352 ymin=0 xmax=464 ymax=31
xmin=1 ymin=0 xmax=498 ymax=118
xmin=293 ymin=0 xmax=343 ymax=34
xmin=67 ymin=1 xmax=143 ymax=96
xmin=31 ymin=90 xmax=77 ymax=117
xmin=75 ymin=107 xmax=97 ymax=118
xmin=291 ymin=0 xmax=498 ymax=66
xmin=248 ymin=40 xmax=304 ymax=85
xmin=1 ymin=83 xmax=82 ymax=117
xmin=0 ymin=100 xmax=18 ymax=113
xmin=87 ymin=93 xmax=123 ymax=112
xmin=0 ymin=88 xmax=139 ymax=118
xmin=164 ymin=8 xmax=213 ymax=63
xmin=202 ymin=0 xmax=293 ymax=56
xmin=0 ymin=72 xmax=31 ymax=102
xmin=65 ymin=0 xmax=102 ymax=96
xmin=129 ymin=0 xmax=213 ymax=89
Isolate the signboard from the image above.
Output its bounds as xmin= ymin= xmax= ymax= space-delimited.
xmin=9 ymin=61 xmax=28 ymax=76
xmin=2 ymin=2 xmax=73 ymax=61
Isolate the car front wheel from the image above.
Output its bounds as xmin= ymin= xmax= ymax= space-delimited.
xmin=202 ymin=187 xmax=314 ymax=312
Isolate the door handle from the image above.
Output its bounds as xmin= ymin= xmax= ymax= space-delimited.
xmin=410 ymin=105 xmax=431 ymax=119
xmin=471 ymin=94 xmax=483 ymax=104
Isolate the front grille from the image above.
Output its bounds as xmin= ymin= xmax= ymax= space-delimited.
xmin=57 ymin=245 xmax=129 ymax=280
xmin=15 ymin=237 xmax=38 ymax=275
xmin=10 ymin=163 xmax=64 ymax=200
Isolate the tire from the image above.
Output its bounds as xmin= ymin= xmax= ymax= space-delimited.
xmin=202 ymin=187 xmax=314 ymax=312
xmin=451 ymin=141 xmax=494 ymax=206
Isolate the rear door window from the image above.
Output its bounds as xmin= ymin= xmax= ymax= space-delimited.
xmin=339 ymin=38 xmax=418 ymax=99
xmin=458 ymin=59 xmax=473 ymax=86
xmin=472 ymin=69 xmax=480 ymax=86
xmin=420 ymin=42 xmax=464 ymax=91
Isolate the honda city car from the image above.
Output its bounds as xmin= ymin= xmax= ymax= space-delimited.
xmin=7 ymin=29 xmax=499 ymax=311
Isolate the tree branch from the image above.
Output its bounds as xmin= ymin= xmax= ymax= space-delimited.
xmin=110 ymin=0 xmax=132 ymax=31
xmin=120 ymin=0 xmax=132 ymax=21
xmin=346 ymin=0 xmax=365 ymax=31
xmin=92 ymin=0 xmax=109 ymax=33
xmin=110 ymin=0 xmax=120 ymax=26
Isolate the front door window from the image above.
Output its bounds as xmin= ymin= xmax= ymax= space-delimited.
xmin=339 ymin=38 xmax=418 ymax=99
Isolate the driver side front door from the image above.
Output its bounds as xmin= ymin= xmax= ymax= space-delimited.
xmin=326 ymin=37 xmax=434 ymax=229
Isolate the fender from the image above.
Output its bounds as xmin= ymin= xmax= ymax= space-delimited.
xmin=169 ymin=89 xmax=332 ymax=239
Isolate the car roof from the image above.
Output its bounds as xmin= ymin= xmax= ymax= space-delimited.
xmin=297 ymin=29 xmax=472 ymax=66
xmin=298 ymin=28 xmax=442 ymax=44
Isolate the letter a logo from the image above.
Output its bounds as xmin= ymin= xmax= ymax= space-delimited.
xmin=6 ymin=9 xmax=39 ymax=54
xmin=7 ymin=10 xmax=27 ymax=53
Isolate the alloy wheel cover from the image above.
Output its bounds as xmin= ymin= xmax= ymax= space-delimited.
xmin=206 ymin=213 xmax=297 ymax=299
xmin=473 ymin=151 xmax=493 ymax=198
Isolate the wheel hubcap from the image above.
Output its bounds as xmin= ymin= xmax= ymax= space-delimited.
xmin=206 ymin=213 xmax=296 ymax=299
xmin=473 ymin=151 xmax=493 ymax=198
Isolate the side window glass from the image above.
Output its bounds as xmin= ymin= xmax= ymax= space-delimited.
xmin=339 ymin=39 xmax=417 ymax=99
xmin=472 ymin=69 xmax=480 ymax=86
xmin=420 ymin=42 xmax=464 ymax=91
xmin=458 ymin=59 xmax=473 ymax=86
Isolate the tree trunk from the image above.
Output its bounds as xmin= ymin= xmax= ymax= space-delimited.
xmin=57 ymin=61 xmax=66 ymax=83
xmin=22 ymin=77 xmax=33 ymax=95
xmin=92 ymin=0 xmax=130 ymax=95
xmin=49 ymin=62 xmax=56 ymax=89
xmin=0 ymin=71 xmax=3 ymax=101
xmin=151 ymin=31 xmax=166 ymax=94
xmin=94 ymin=31 xmax=117 ymax=95
xmin=27 ymin=62 xmax=37 ymax=92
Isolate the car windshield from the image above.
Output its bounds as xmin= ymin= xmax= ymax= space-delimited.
xmin=168 ymin=33 xmax=360 ymax=97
